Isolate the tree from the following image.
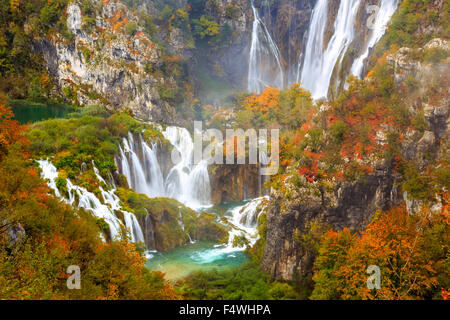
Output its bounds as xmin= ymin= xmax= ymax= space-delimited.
xmin=311 ymin=205 xmax=449 ymax=300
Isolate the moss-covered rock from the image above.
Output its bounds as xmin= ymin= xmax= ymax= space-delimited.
xmin=116 ymin=188 xmax=229 ymax=251
xmin=185 ymin=211 xmax=229 ymax=243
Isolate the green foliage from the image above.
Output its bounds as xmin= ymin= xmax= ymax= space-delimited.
xmin=376 ymin=0 xmax=449 ymax=53
xmin=81 ymin=0 xmax=97 ymax=33
xmin=422 ymin=47 xmax=449 ymax=63
xmin=178 ymin=261 xmax=299 ymax=300
xmin=116 ymin=188 xmax=227 ymax=250
xmin=27 ymin=113 xmax=165 ymax=180
xmin=0 ymin=0 xmax=69 ymax=99
xmin=125 ymin=21 xmax=138 ymax=36
xmin=329 ymin=120 xmax=348 ymax=144
xmin=402 ymin=163 xmax=433 ymax=200
xmin=192 ymin=15 xmax=219 ymax=39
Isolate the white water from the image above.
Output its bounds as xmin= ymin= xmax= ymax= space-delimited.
xmin=248 ymin=2 xmax=284 ymax=93
xmin=190 ymin=197 xmax=268 ymax=264
xmin=163 ymin=126 xmax=212 ymax=209
xmin=116 ymin=132 xmax=165 ymax=198
xmin=300 ymin=0 xmax=361 ymax=99
xmin=38 ymin=159 xmax=144 ymax=244
xmin=350 ymin=0 xmax=399 ymax=78
xmin=116 ymin=127 xmax=212 ymax=210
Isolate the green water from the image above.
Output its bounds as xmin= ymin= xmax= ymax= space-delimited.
xmin=146 ymin=201 xmax=251 ymax=281
xmin=146 ymin=241 xmax=248 ymax=281
xmin=10 ymin=100 xmax=74 ymax=124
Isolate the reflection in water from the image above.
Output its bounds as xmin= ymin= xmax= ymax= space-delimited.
xmin=11 ymin=101 xmax=74 ymax=124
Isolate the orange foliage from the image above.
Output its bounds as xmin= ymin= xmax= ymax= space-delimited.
xmin=313 ymin=205 xmax=449 ymax=300
xmin=0 ymin=94 xmax=29 ymax=159
xmin=244 ymin=87 xmax=280 ymax=114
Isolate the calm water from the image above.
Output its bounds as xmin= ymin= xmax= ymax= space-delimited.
xmin=146 ymin=241 xmax=248 ymax=281
xmin=10 ymin=100 xmax=74 ymax=124
xmin=146 ymin=201 xmax=251 ymax=281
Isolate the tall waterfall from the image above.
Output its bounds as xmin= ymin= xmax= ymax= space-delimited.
xmin=38 ymin=159 xmax=145 ymax=244
xmin=300 ymin=0 xmax=361 ymax=99
xmin=117 ymin=132 xmax=165 ymax=198
xmin=163 ymin=126 xmax=211 ymax=209
xmin=116 ymin=127 xmax=212 ymax=210
xmin=350 ymin=0 xmax=399 ymax=78
xmin=248 ymin=1 xmax=284 ymax=93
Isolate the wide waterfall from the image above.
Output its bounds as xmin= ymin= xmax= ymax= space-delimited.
xmin=38 ymin=159 xmax=145 ymax=244
xmin=300 ymin=0 xmax=361 ymax=99
xmin=350 ymin=0 xmax=399 ymax=78
xmin=116 ymin=127 xmax=212 ymax=210
xmin=248 ymin=1 xmax=284 ymax=93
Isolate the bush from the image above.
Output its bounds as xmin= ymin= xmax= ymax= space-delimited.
xmin=125 ymin=21 xmax=138 ymax=36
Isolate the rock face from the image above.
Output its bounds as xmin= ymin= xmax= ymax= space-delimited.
xmin=261 ymin=161 xmax=400 ymax=281
xmin=388 ymin=38 xmax=449 ymax=171
xmin=209 ymin=163 xmax=263 ymax=205
xmin=2 ymin=223 xmax=26 ymax=252
xmin=35 ymin=1 xmax=177 ymax=123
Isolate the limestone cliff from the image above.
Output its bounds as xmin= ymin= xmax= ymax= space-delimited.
xmin=35 ymin=1 xmax=178 ymax=123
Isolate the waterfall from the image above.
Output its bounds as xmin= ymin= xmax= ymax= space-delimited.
xmin=300 ymin=0 xmax=361 ymax=99
xmin=116 ymin=132 xmax=165 ymax=198
xmin=189 ymin=197 xmax=268 ymax=264
xmin=248 ymin=1 xmax=284 ymax=93
xmin=162 ymin=126 xmax=211 ymax=209
xmin=350 ymin=0 xmax=399 ymax=78
xmin=226 ymin=197 xmax=268 ymax=249
xmin=38 ymin=159 xmax=145 ymax=244
xmin=116 ymin=127 xmax=212 ymax=210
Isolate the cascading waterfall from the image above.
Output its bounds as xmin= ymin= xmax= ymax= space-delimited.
xmin=116 ymin=127 xmax=212 ymax=210
xmin=190 ymin=197 xmax=268 ymax=264
xmin=38 ymin=159 xmax=145 ymax=244
xmin=227 ymin=196 xmax=268 ymax=248
xmin=116 ymin=132 xmax=165 ymax=198
xmin=248 ymin=1 xmax=284 ymax=93
xmin=162 ymin=126 xmax=211 ymax=209
xmin=350 ymin=0 xmax=399 ymax=78
xmin=300 ymin=0 xmax=361 ymax=99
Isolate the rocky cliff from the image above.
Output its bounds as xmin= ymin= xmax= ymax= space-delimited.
xmin=35 ymin=1 xmax=179 ymax=123
xmin=209 ymin=163 xmax=263 ymax=205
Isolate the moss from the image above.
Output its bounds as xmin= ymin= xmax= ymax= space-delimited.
xmin=231 ymin=234 xmax=249 ymax=248
xmin=185 ymin=211 xmax=229 ymax=243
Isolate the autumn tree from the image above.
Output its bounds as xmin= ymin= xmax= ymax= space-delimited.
xmin=311 ymin=205 xmax=449 ymax=300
